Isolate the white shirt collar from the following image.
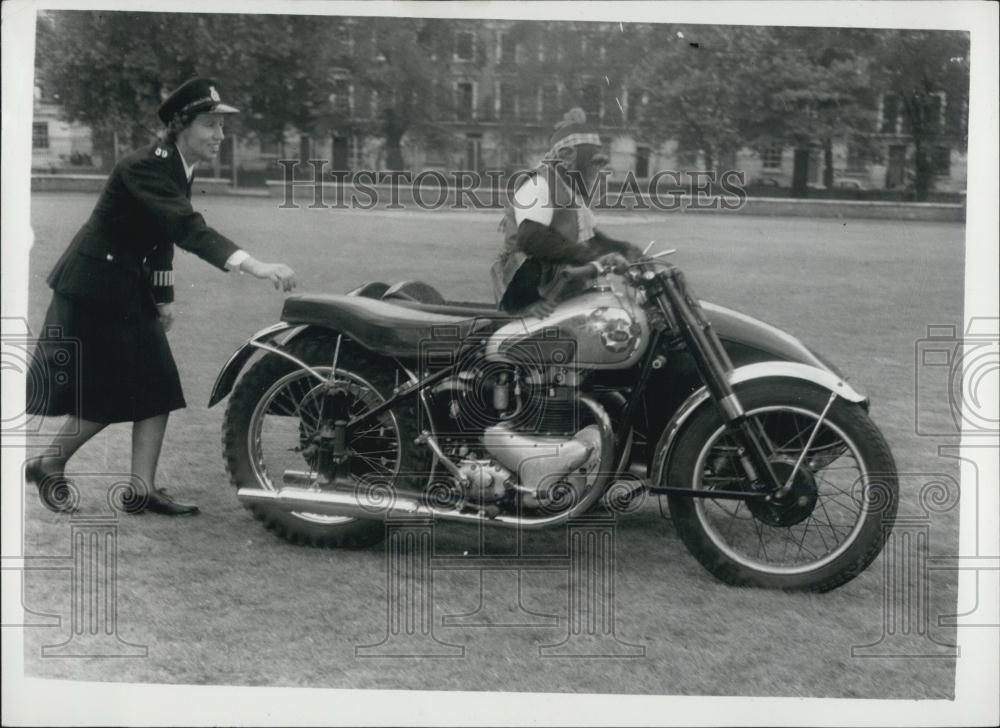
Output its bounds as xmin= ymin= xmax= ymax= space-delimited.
xmin=175 ymin=146 xmax=196 ymax=182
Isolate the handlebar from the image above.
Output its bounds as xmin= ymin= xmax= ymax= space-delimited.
xmin=555 ymin=261 xmax=606 ymax=284
xmin=547 ymin=249 xmax=680 ymax=300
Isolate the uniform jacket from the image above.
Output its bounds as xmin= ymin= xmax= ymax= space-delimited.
xmin=46 ymin=141 xmax=240 ymax=319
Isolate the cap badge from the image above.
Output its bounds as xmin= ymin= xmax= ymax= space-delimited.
xmin=209 ymin=86 xmax=220 ymax=102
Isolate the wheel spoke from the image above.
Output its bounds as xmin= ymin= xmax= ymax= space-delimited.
xmin=692 ymin=399 xmax=876 ymax=575
xmin=248 ymin=365 xmax=406 ymax=527
xmin=750 ymin=515 xmax=770 ymax=561
xmin=723 ymin=501 xmax=744 ymax=542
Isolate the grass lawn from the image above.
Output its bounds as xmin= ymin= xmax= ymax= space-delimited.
xmin=19 ymin=192 xmax=965 ymax=698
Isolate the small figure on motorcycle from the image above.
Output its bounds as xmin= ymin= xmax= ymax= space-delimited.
xmin=492 ymin=108 xmax=644 ymax=316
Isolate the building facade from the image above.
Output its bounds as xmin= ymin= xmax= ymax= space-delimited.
xmin=33 ymin=20 xmax=967 ymax=195
xmin=31 ymin=85 xmax=101 ymax=172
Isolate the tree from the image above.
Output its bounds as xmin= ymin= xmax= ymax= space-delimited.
xmin=638 ymin=24 xmax=765 ymax=172
xmin=870 ymin=30 xmax=969 ymax=200
xmin=740 ymin=27 xmax=880 ymax=193
xmin=325 ymin=18 xmax=464 ymax=171
xmin=36 ymin=11 xmax=336 ymax=165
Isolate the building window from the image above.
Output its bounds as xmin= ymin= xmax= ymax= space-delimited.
xmin=349 ymin=135 xmax=364 ymax=170
xmin=424 ymin=140 xmax=447 ymax=167
xmin=330 ymin=77 xmax=353 ymax=115
xmin=932 ymin=146 xmax=951 ymax=176
xmin=516 ymin=89 xmax=534 ymax=123
xmin=635 ymin=146 xmax=651 ymax=178
xmin=455 ymin=81 xmax=476 ymax=121
xmin=498 ymin=81 xmax=516 ymax=122
xmin=455 ymin=30 xmax=475 ymax=61
xmin=464 ymin=133 xmax=482 ymax=172
xmin=539 ymin=84 xmax=559 ymax=123
xmin=761 ymin=145 xmax=783 ymax=171
xmin=259 ymin=136 xmax=283 ymax=156
xmin=32 ymin=122 xmax=49 ymax=149
xmin=927 ymin=92 xmax=945 ymax=134
xmin=627 ymin=86 xmax=650 ymax=124
xmin=880 ymin=94 xmax=900 ymax=134
xmin=579 ymin=79 xmax=604 ymax=123
xmin=846 ymin=144 xmax=867 ymax=172
xmin=509 ymin=134 xmax=528 ymax=168
xmin=337 ymin=21 xmax=355 ymax=55
xmin=498 ymin=31 xmax=517 ymax=64
xmin=676 ymin=149 xmax=699 ymax=169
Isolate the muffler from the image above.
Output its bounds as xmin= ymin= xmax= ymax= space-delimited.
xmin=237 ymin=483 xmax=598 ymax=529
xmin=238 ymin=484 xmax=433 ymax=520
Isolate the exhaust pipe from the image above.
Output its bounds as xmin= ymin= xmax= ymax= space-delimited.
xmin=237 ymin=484 xmax=601 ymax=529
xmin=238 ymin=395 xmax=617 ymax=530
xmin=238 ymin=485 xmax=431 ymax=520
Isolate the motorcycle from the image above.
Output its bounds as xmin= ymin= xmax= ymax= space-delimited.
xmin=209 ymin=246 xmax=898 ymax=591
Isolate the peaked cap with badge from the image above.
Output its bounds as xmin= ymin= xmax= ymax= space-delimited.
xmin=157 ymin=76 xmax=239 ymax=124
xmin=29 ymin=77 xmax=244 ymax=424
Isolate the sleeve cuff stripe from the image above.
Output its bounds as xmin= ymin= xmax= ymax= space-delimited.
xmin=151 ymin=271 xmax=175 ymax=286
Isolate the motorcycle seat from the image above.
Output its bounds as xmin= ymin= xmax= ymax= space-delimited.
xmin=281 ymin=294 xmax=512 ymax=358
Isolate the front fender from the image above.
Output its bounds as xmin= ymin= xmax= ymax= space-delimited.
xmin=207 ymin=322 xmax=305 ymax=407
xmin=649 ymin=361 xmax=867 ymax=488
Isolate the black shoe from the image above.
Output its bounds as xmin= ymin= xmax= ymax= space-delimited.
xmin=132 ymin=487 xmax=200 ymax=516
xmin=25 ymin=458 xmax=78 ymax=514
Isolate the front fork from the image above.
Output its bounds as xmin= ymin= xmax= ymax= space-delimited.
xmin=656 ymin=268 xmax=784 ymax=495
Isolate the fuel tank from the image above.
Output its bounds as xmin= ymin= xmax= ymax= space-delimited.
xmin=485 ymin=283 xmax=650 ymax=370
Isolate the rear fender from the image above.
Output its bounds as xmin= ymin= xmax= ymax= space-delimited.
xmin=648 ymin=361 xmax=866 ymax=487
xmin=208 ymin=322 xmax=311 ymax=407
xmin=208 ymin=281 xmax=393 ymax=407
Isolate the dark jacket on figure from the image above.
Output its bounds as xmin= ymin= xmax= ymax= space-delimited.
xmin=46 ymin=141 xmax=240 ymax=319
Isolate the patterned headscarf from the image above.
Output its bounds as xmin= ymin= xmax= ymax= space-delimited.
xmin=541 ymin=107 xmax=602 ymax=163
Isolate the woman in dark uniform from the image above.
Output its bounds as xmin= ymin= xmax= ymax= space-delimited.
xmin=25 ymin=77 xmax=297 ymax=516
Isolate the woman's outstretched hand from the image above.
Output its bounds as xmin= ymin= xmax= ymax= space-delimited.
xmin=156 ymin=302 xmax=174 ymax=332
xmin=240 ymin=257 xmax=298 ymax=292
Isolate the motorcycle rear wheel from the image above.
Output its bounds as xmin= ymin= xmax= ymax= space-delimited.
xmin=666 ymin=379 xmax=898 ymax=591
xmin=222 ymin=332 xmax=430 ymax=548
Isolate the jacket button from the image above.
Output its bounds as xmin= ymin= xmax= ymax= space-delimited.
xmin=106 ymin=253 xmax=114 ymax=261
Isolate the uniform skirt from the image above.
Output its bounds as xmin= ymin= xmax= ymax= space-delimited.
xmin=26 ymin=292 xmax=186 ymax=424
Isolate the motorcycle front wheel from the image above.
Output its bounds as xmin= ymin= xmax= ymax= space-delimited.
xmin=666 ymin=379 xmax=898 ymax=591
